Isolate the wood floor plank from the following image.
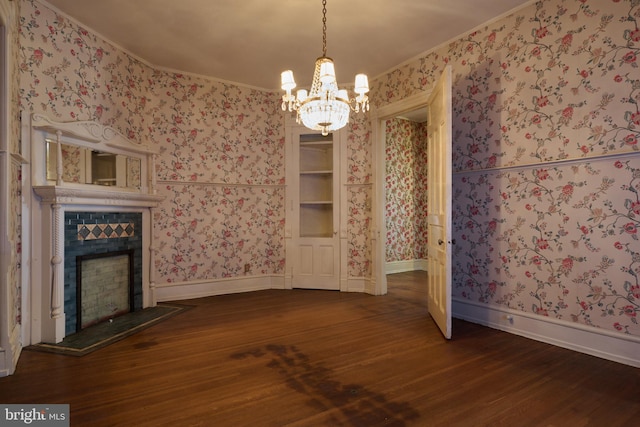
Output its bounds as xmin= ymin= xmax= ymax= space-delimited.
xmin=1 ymin=271 xmax=638 ymax=426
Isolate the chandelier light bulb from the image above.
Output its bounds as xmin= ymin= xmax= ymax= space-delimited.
xmin=319 ymin=60 xmax=336 ymax=85
xmin=281 ymin=70 xmax=296 ymax=92
xmin=296 ymin=89 xmax=308 ymax=102
xmin=354 ymin=74 xmax=369 ymax=95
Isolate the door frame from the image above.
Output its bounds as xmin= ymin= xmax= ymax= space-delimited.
xmin=370 ymin=91 xmax=432 ymax=296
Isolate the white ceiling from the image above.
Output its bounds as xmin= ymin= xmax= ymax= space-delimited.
xmin=42 ymin=0 xmax=532 ymax=91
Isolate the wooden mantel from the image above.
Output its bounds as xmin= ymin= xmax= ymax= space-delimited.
xmin=28 ymin=114 xmax=164 ymax=344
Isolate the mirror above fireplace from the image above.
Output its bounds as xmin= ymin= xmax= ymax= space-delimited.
xmin=30 ymin=113 xmax=155 ymax=196
xmin=45 ymin=141 xmax=141 ymax=189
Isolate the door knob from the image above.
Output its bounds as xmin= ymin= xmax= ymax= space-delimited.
xmin=437 ymin=239 xmax=455 ymax=245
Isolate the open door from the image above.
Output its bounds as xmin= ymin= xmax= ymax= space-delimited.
xmin=426 ymin=65 xmax=452 ymax=339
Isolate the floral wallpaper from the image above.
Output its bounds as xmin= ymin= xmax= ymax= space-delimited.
xmin=453 ymin=158 xmax=640 ymax=334
xmin=19 ymin=0 xmax=285 ymax=285
xmin=155 ymin=184 xmax=284 ymax=281
xmin=127 ymin=157 xmax=141 ymax=188
xmin=19 ymin=2 xmax=143 ymax=138
xmin=0 ymin=0 xmax=23 ymax=374
xmin=448 ymin=1 xmax=640 ymax=170
xmin=10 ymin=164 xmax=22 ymax=327
xmin=370 ymin=0 xmax=640 ymax=337
xmin=57 ymin=143 xmax=82 ymax=182
xmin=346 ymin=112 xmax=374 ymax=277
xmin=144 ymin=72 xmax=285 ymax=282
xmin=385 ymin=118 xmax=429 ymax=263
xmin=347 ymin=185 xmax=372 ymax=277
xmin=4 ymin=0 xmax=22 ymax=334
xmin=15 ymin=0 xmax=640 ymax=342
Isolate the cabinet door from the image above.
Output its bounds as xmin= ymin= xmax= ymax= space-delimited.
xmin=288 ymin=126 xmax=340 ymax=290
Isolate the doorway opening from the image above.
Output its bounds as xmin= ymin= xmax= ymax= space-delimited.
xmin=384 ymin=108 xmax=429 ymax=276
xmin=372 ymin=66 xmax=453 ymax=340
xmin=372 ymin=92 xmax=431 ymax=296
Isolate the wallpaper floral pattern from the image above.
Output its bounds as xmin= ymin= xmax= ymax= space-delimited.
xmin=15 ymin=0 xmax=640 ymax=342
xmin=453 ymin=158 xmax=640 ymax=334
xmin=4 ymin=0 xmax=22 ymax=333
xmin=155 ymin=184 xmax=284 ymax=281
xmin=385 ymin=118 xmax=429 ymax=263
xmin=346 ymin=112 xmax=374 ymax=277
xmin=20 ymin=3 xmax=143 ymax=138
xmin=371 ymin=0 xmax=640 ymax=337
xmin=145 ymin=74 xmax=285 ymax=282
xmin=58 ymin=144 xmax=82 ymax=182
xmin=10 ymin=164 xmax=22 ymax=326
xmin=19 ymin=0 xmax=285 ymax=284
xmin=347 ymin=185 xmax=372 ymax=277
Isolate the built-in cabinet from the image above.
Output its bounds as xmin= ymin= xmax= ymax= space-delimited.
xmin=299 ymin=134 xmax=334 ymax=238
xmin=285 ymin=120 xmax=345 ymax=290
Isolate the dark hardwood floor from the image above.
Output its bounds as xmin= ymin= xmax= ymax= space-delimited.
xmin=1 ymin=271 xmax=638 ymax=426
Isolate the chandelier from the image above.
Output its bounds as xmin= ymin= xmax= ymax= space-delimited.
xmin=280 ymin=0 xmax=369 ymax=136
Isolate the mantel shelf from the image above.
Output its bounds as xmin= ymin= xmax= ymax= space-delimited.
xmin=33 ymin=185 xmax=164 ymax=207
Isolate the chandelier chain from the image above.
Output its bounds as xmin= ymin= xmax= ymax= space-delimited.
xmin=322 ymin=0 xmax=327 ymax=57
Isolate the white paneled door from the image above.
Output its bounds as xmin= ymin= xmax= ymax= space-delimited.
xmin=427 ymin=65 xmax=453 ymax=339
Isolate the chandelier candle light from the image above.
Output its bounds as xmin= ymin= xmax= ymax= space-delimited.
xmin=281 ymin=0 xmax=369 ymax=136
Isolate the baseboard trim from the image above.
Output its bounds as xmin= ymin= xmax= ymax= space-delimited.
xmin=0 ymin=324 xmax=22 ymax=377
xmin=155 ymin=275 xmax=285 ymax=302
xmin=154 ymin=275 xmax=374 ymax=302
xmin=0 ymin=349 xmax=7 ymax=377
xmin=453 ymin=297 xmax=640 ymax=368
xmin=385 ymin=259 xmax=427 ymax=274
xmin=344 ymin=277 xmax=367 ymax=293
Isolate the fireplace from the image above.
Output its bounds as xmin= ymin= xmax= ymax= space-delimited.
xmin=29 ymin=114 xmax=164 ymax=344
xmin=64 ymin=212 xmax=143 ymax=335
xmin=76 ymin=249 xmax=135 ymax=331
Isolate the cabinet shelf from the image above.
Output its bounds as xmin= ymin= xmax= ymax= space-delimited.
xmin=300 ymin=141 xmax=332 ymax=146
xmin=300 ymin=170 xmax=332 ymax=174
xmin=297 ymin=132 xmax=334 ymax=239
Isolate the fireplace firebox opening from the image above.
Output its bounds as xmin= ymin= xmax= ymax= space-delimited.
xmin=76 ymin=249 xmax=135 ymax=332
